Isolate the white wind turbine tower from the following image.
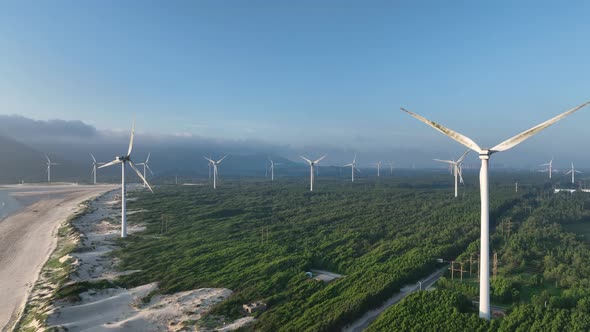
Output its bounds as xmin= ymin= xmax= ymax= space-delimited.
xmin=136 ymin=153 xmax=154 ymax=187
xmin=90 ymin=153 xmax=105 ymax=185
xmin=204 ymin=155 xmax=228 ymax=189
xmin=433 ymin=150 xmax=470 ymax=198
xmin=99 ymin=121 xmax=153 ymax=238
xmin=300 ymin=155 xmax=327 ymax=191
xmin=268 ymin=158 xmax=282 ymax=181
xmin=565 ymin=162 xmax=582 ymax=184
xmin=344 ymin=154 xmax=361 ymax=182
xmin=207 ymin=156 xmax=212 ymax=179
xmin=540 ymin=158 xmax=554 ymax=179
xmin=45 ymin=154 xmax=59 ymax=183
xmin=389 ymin=162 xmax=394 ymax=175
xmin=402 ymin=101 xmax=589 ymax=320
xmin=374 ymin=161 xmax=382 ymax=177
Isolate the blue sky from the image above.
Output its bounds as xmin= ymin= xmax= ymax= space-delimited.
xmin=1 ymin=1 xmax=589 ymax=166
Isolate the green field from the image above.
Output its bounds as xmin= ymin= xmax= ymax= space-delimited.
xmin=113 ymin=175 xmax=523 ymax=331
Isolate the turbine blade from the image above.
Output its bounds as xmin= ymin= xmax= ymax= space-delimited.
xmin=146 ymin=164 xmax=154 ymax=175
xmin=204 ymin=156 xmax=214 ymax=163
xmin=45 ymin=154 xmax=51 ymax=163
xmin=566 ymin=170 xmax=573 ymax=175
xmin=401 ymin=108 xmax=482 ymax=153
xmin=457 ymin=149 xmax=470 ymax=163
xmin=344 ymin=164 xmax=353 ymax=167
xmin=98 ymin=159 xmax=122 ymax=169
xmin=300 ymin=156 xmax=312 ymax=164
xmin=145 ymin=152 xmax=151 ymax=163
xmin=129 ymin=160 xmax=153 ymax=193
xmin=491 ymin=101 xmax=590 ymax=153
xmin=458 ymin=166 xmax=464 ymax=184
xmin=314 ymin=154 xmax=327 ymax=163
xmin=356 ymin=167 xmax=361 ymax=173
xmin=433 ymin=159 xmax=454 ymax=164
xmin=90 ymin=153 xmax=96 ymax=163
xmin=576 ymin=170 xmax=582 ymax=174
xmin=127 ymin=119 xmax=135 ymax=157
xmin=217 ymin=154 xmax=229 ymax=164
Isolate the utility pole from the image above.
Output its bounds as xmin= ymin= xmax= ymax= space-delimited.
xmin=449 ymin=261 xmax=464 ymax=282
xmin=493 ymin=252 xmax=498 ymax=280
xmin=477 ymin=254 xmax=480 ymax=281
xmin=161 ymin=214 xmax=171 ymax=234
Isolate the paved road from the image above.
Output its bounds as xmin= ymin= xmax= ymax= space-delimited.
xmin=342 ymin=266 xmax=447 ymax=332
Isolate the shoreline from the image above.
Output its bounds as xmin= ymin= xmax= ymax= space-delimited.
xmin=0 ymin=184 xmax=117 ymax=332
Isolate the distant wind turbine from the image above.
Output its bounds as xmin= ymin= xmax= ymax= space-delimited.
xmin=268 ymin=158 xmax=282 ymax=181
xmin=565 ymin=162 xmax=582 ymax=184
xmin=45 ymin=154 xmax=59 ymax=183
xmin=388 ymin=162 xmax=394 ymax=175
xmin=433 ymin=150 xmax=470 ymax=198
xmin=204 ymin=155 xmax=228 ymax=189
xmin=402 ymin=100 xmax=590 ymax=320
xmin=374 ymin=161 xmax=382 ymax=177
xmin=540 ymin=158 xmax=554 ymax=179
xmin=344 ymin=154 xmax=361 ymax=182
xmin=136 ymin=153 xmax=154 ymax=187
xmin=301 ymin=155 xmax=327 ymax=191
xmin=90 ymin=153 xmax=105 ymax=185
xmin=99 ymin=120 xmax=153 ymax=238
xmin=207 ymin=156 xmax=212 ymax=178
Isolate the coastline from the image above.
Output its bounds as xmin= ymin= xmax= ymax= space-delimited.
xmin=0 ymin=185 xmax=117 ymax=332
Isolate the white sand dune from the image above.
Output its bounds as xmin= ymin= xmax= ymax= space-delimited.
xmin=41 ymin=190 xmax=252 ymax=331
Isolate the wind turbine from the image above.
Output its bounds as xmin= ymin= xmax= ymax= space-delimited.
xmin=203 ymin=155 xmax=228 ymax=189
xmin=268 ymin=158 xmax=282 ymax=181
xmin=90 ymin=153 xmax=105 ymax=185
xmin=374 ymin=161 xmax=382 ymax=177
xmin=402 ymin=100 xmax=589 ymax=319
xmin=207 ymin=156 xmax=212 ymax=179
xmin=389 ymin=162 xmax=394 ymax=175
xmin=344 ymin=154 xmax=361 ymax=182
xmin=99 ymin=121 xmax=153 ymax=238
xmin=540 ymin=158 xmax=554 ymax=179
xmin=565 ymin=162 xmax=582 ymax=184
xmin=433 ymin=150 xmax=470 ymax=198
xmin=136 ymin=153 xmax=154 ymax=187
xmin=300 ymin=155 xmax=327 ymax=191
xmin=45 ymin=154 xmax=59 ymax=183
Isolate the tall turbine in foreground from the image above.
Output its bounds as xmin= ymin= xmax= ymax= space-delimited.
xmin=565 ymin=162 xmax=582 ymax=184
xmin=402 ymin=101 xmax=589 ymax=319
xmin=541 ymin=158 xmax=554 ymax=179
xmin=433 ymin=150 xmax=470 ymax=197
xmin=136 ymin=153 xmax=154 ymax=187
xmin=90 ymin=153 xmax=105 ymax=185
xmin=344 ymin=154 xmax=360 ymax=182
xmin=45 ymin=154 xmax=59 ymax=183
xmin=301 ymin=155 xmax=327 ymax=191
xmin=99 ymin=121 xmax=153 ymax=238
xmin=204 ymin=155 xmax=228 ymax=189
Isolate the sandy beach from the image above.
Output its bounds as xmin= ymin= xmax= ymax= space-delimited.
xmin=0 ymin=183 xmax=116 ymax=331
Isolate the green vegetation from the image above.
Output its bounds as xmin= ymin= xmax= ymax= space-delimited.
xmin=116 ymin=176 xmax=522 ymax=331
xmin=372 ymin=186 xmax=590 ymax=331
